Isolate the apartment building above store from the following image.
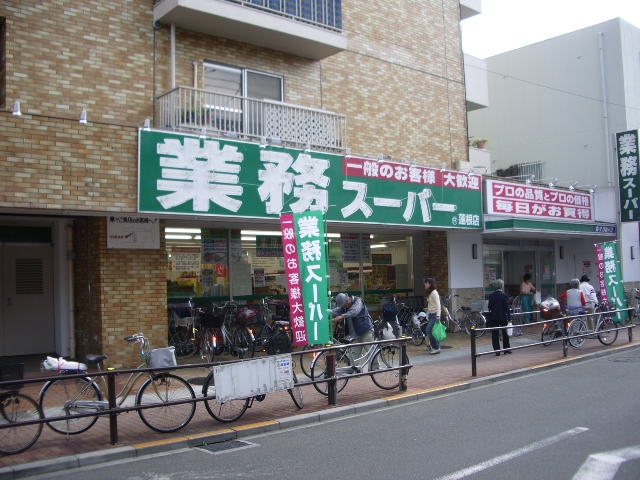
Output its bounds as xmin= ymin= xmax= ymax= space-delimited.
xmin=153 ymin=0 xmax=347 ymax=60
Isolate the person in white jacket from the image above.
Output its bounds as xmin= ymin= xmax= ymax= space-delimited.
xmin=579 ymin=275 xmax=598 ymax=330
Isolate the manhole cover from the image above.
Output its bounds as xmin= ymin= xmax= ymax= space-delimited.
xmin=196 ymin=440 xmax=256 ymax=454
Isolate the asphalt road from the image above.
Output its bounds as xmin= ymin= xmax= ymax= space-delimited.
xmin=28 ymin=347 xmax=640 ymax=480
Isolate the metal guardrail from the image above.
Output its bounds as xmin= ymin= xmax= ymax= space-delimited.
xmin=469 ymin=307 xmax=637 ymax=377
xmin=0 ymin=338 xmax=411 ymax=450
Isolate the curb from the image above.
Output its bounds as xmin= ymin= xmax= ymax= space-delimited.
xmin=1 ymin=342 xmax=638 ymax=479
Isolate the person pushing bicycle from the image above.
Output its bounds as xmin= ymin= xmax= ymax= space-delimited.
xmin=330 ymin=293 xmax=378 ymax=372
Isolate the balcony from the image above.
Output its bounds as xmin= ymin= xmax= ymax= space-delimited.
xmin=464 ymin=54 xmax=489 ymax=111
xmin=153 ymin=0 xmax=347 ymax=60
xmin=156 ymin=86 xmax=347 ymax=152
xmin=460 ymin=0 xmax=481 ymax=20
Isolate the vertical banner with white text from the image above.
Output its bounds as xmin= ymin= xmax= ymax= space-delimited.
xmin=294 ymin=210 xmax=330 ymax=344
xmin=280 ymin=214 xmax=308 ymax=346
xmin=595 ymin=241 xmax=627 ymax=322
xmin=616 ymin=130 xmax=639 ymax=222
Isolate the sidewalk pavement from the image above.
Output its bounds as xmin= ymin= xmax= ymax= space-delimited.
xmin=2 ymin=327 xmax=638 ymax=479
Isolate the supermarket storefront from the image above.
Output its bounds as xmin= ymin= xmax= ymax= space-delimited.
xmin=138 ymin=130 xmax=484 ymax=310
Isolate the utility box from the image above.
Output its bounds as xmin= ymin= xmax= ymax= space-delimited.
xmin=213 ymin=354 xmax=294 ymax=402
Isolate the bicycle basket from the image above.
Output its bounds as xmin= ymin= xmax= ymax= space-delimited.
xmin=200 ymin=307 xmax=224 ymax=328
xmin=0 ymin=363 xmax=24 ymax=390
xmin=148 ymin=347 xmax=177 ymax=369
xmin=236 ymin=307 xmax=258 ymax=325
xmin=471 ymin=300 xmax=488 ymax=312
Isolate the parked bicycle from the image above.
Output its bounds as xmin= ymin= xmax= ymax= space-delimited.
xmin=207 ymin=301 xmax=255 ymax=359
xmin=249 ymin=297 xmax=293 ymax=356
xmin=0 ymin=363 xmax=43 ymax=455
xmin=439 ymin=294 xmax=486 ymax=337
xmin=39 ymin=333 xmax=196 ymax=435
xmin=540 ymin=299 xmax=619 ymax=348
xmin=201 ymin=367 xmax=303 ymax=423
xmin=309 ymin=337 xmax=403 ymax=396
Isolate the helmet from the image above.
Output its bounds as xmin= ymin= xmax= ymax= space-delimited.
xmin=334 ymin=293 xmax=349 ymax=308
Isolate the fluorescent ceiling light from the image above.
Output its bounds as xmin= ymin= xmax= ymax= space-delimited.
xmin=165 ymin=234 xmax=193 ymax=240
xmin=370 ymin=243 xmax=388 ymax=249
xmin=241 ymin=236 xmax=256 ymax=241
xmin=165 ymin=228 xmax=201 ymax=234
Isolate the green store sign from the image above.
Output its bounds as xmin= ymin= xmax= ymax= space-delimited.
xmin=138 ymin=130 xmax=483 ymax=229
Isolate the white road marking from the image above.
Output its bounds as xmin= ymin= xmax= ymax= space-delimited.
xmin=433 ymin=427 xmax=589 ymax=480
xmin=572 ymin=445 xmax=640 ymax=480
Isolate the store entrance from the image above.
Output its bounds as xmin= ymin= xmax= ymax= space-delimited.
xmin=503 ymin=249 xmax=556 ymax=299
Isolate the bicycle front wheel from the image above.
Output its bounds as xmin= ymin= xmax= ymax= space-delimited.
xmin=298 ymin=344 xmax=321 ymax=379
xmin=0 ymin=392 xmax=43 ymax=454
xmin=202 ymin=373 xmax=249 ymax=423
xmin=596 ymin=316 xmax=618 ymax=346
xmin=309 ymin=349 xmax=349 ymax=396
xmin=39 ymin=377 xmax=101 ymax=435
xmin=411 ymin=326 xmax=425 ymax=346
xmin=568 ymin=318 xmax=587 ymax=348
xmin=540 ymin=323 xmax=560 ymax=346
xmin=370 ymin=345 xmax=401 ymax=390
xmin=287 ymin=372 xmax=304 ymax=409
xmin=466 ymin=312 xmax=487 ymax=337
xmin=136 ymin=373 xmax=196 ymax=433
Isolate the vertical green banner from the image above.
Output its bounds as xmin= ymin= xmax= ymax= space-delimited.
xmin=294 ymin=210 xmax=330 ymax=343
xmin=616 ymin=130 xmax=640 ymax=222
xmin=595 ymin=241 xmax=628 ymax=322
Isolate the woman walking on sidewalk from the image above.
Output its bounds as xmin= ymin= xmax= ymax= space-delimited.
xmin=487 ymin=279 xmax=512 ymax=356
xmin=424 ymin=278 xmax=441 ymax=355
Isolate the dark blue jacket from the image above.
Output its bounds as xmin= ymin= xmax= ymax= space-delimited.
xmin=487 ymin=290 xmax=511 ymax=327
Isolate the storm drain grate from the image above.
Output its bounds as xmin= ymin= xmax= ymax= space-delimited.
xmin=196 ymin=440 xmax=256 ymax=454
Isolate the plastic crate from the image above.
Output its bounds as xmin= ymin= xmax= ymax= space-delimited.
xmin=0 ymin=363 xmax=24 ymax=390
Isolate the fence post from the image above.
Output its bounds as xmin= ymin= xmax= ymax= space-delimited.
xmin=400 ymin=342 xmax=408 ymax=391
xmin=562 ymin=317 xmax=569 ymax=357
xmin=326 ymin=351 xmax=337 ymax=406
xmin=470 ymin=327 xmax=477 ymax=377
xmin=107 ymin=370 xmax=118 ymax=444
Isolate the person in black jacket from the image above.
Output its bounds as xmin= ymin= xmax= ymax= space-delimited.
xmin=487 ymin=279 xmax=511 ymax=356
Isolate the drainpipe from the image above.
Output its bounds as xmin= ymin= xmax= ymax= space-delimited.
xmin=65 ymin=223 xmax=75 ymax=357
xmin=171 ymin=23 xmax=176 ymax=88
xmin=598 ymin=32 xmax=612 ymax=187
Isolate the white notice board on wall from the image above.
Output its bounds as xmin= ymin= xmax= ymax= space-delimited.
xmin=213 ymin=354 xmax=294 ymax=402
xmin=107 ymin=215 xmax=160 ymax=249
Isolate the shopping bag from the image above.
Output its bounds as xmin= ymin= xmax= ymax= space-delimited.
xmin=506 ymin=321 xmax=514 ymax=336
xmin=534 ymin=291 xmax=542 ymax=305
xmin=432 ymin=320 xmax=447 ymax=342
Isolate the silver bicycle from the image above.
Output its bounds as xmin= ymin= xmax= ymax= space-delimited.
xmin=39 ymin=334 xmax=196 ymax=435
xmin=309 ymin=338 xmax=403 ymax=395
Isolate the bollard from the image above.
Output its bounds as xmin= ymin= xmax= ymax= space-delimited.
xmin=470 ymin=327 xmax=477 ymax=377
xmin=107 ymin=370 xmax=118 ymax=444
xmin=326 ymin=351 xmax=337 ymax=406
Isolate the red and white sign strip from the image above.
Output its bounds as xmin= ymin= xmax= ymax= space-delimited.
xmin=343 ymin=156 xmax=481 ymax=191
xmin=280 ymin=213 xmax=308 ymax=346
xmin=485 ymin=179 xmax=593 ymax=222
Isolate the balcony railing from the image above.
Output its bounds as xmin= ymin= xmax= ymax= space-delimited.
xmin=233 ymin=0 xmax=343 ymax=31
xmin=156 ymin=87 xmax=347 ymax=152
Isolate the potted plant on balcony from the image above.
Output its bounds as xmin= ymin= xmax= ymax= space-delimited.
xmin=470 ymin=137 xmax=488 ymax=149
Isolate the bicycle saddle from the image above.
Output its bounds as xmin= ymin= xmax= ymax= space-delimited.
xmin=84 ymin=354 xmax=108 ymax=366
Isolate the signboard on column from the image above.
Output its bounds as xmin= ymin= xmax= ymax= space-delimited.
xmin=595 ymin=241 xmax=628 ymax=323
xmin=280 ymin=211 xmax=330 ymax=346
xmin=616 ymin=130 xmax=639 ymax=222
